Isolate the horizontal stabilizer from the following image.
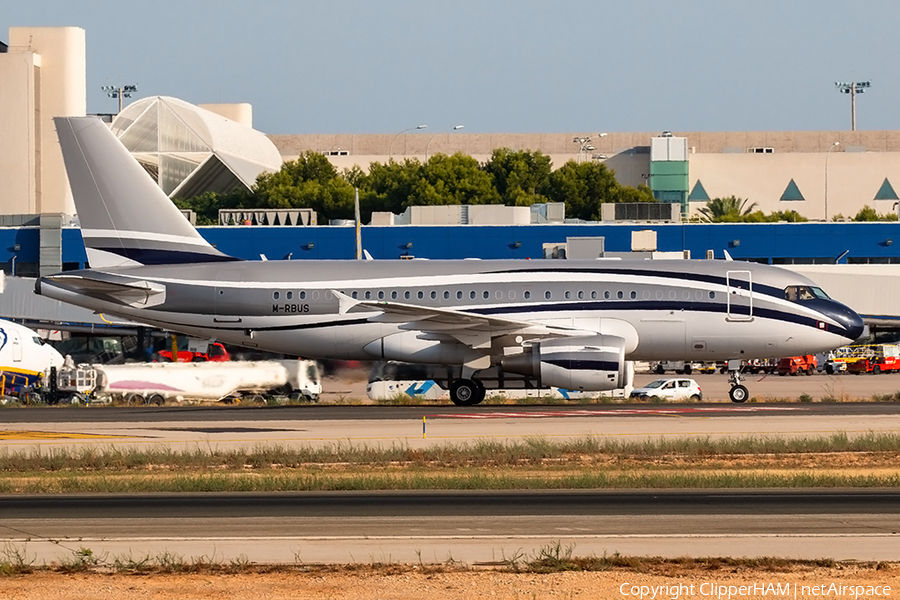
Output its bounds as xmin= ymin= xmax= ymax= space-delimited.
xmin=41 ymin=274 xmax=167 ymax=308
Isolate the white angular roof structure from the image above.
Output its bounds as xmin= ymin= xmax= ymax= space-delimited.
xmin=110 ymin=96 xmax=282 ymax=198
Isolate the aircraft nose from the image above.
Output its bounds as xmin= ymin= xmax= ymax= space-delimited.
xmin=825 ymin=301 xmax=865 ymax=341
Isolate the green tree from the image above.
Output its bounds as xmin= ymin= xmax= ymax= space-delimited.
xmin=767 ymin=210 xmax=808 ymax=222
xmin=173 ymin=189 xmax=249 ymax=225
xmin=545 ymin=160 xmax=653 ymax=220
xmin=697 ymin=196 xmax=758 ymax=222
xmin=250 ymin=152 xmax=357 ymax=221
xmin=853 ymin=205 xmax=879 ymax=221
xmin=356 ymin=158 xmax=424 ymax=219
xmin=482 ymin=148 xmax=552 ymax=206
xmin=414 ymin=153 xmax=500 ymax=206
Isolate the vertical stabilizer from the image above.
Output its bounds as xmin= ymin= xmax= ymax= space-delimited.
xmin=54 ymin=117 xmax=236 ymax=267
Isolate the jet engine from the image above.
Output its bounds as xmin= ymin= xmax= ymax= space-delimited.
xmin=500 ymin=335 xmax=628 ymax=391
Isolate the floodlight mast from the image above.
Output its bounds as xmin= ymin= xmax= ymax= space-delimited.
xmin=102 ymin=84 xmax=138 ymax=113
xmin=835 ymin=80 xmax=871 ymax=131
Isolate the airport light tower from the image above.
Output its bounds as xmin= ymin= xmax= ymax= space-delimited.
xmin=102 ymin=84 xmax=138 ymax=113
xmin=573 ymin=136 xmax=594 ymax=163
xmin=835 ymin=80 xmax=871 ymax=131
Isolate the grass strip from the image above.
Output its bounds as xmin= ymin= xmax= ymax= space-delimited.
xmin=1 ymin=541 xmax=894 ymax=576
xmin=1 ymin=468 xmax=900 ymax=493
xmin=3 ymin=432 xmax=900 ymax=472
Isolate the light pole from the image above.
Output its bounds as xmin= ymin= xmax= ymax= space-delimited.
xmin=102 ymin=84 xmax=138 ymax=113
xmin=573 ymin=136 xmax=594 ymax=163
xmin=825 ymin=141 xmax=840 ymax=221
xmin=835 ymin=81 xmax=871 ymax=131
xmin=388 ymin=124 xmax=427 ymax=159
xmin=425 ymin=125 xmax=464 ymax=160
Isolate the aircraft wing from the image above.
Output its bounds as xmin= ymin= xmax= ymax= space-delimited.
xmin=40 ymin=274 xmax=167 ymax=308
xmin=333 ymin=290 xmax=593 ymax=349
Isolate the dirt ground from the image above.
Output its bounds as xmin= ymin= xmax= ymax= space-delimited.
xmin=1 ymin=566 xmax=898 ymax=600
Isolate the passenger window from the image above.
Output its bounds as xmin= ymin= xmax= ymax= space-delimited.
xmin=630 ymin=291 xmax=637 ymax=299
xmin=470 ymin=291 xmax=476 ymax=299
xmin=430 ymin=291 xmax=437 ymax=299
xmin=300 ymin=291 xmax=306 ymax=300
xmin=391 ymin=291 xmax=398 ymax=300
xmin=443 ymin=291 xmax=450 ymax=300
xmin=545 ymin=291 xmax=552 ymax=299
xmin=404 ymin=291 xmax=411 ymax=300
xmin=577 ymin=291 xmax=584 ymax=300
xmin=378 ymin=291 xmax=385 ymax=300
xmin=273 ymin=291 xmax=280 ymax=300
xmin=565 ymin=291 xmax=571 ymax=299
xmin=352 ymin=291 xmax=358 ymax=299
xmin=365 ymin=291 xmax=372 ymax=300
xmin=709 ymin=291 xmax=716 ymax=299
xmin=664 ymin=381 xmax=675 ymax=389
xmin=524 ymin=291 xmax=531 ymax=299
xmin=617 ymin=291 xmax=624 ymax=300
xmin=417 ymin=291 xmax=424 ymax=299
xmin=604 ymin=291 xmax=610 ymax=299
xmin=457 ymin=291 xmax=463 ymax=300
xmin=591 ymin=291 xmax=597 ymax=299
xmin=287 ymin=291 xmax=293 ymax=300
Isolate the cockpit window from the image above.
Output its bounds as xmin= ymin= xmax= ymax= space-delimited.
xmin=784 ymin=285 xmax=830 ymax=302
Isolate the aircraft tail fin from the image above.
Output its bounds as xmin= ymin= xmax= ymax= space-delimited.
xmin=54 ymin=117 xmax=237 ymax=268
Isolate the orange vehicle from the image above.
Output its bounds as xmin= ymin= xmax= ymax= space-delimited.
xmin=157 ymin=339 xmax=230 ymax=363
xmin=776 ymin=355 xmax=817 ymax=376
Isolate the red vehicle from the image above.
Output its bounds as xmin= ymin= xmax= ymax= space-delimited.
xmin=157 ymin=340 xmax=230 ymax=363
xmin=847 ymin=346 xmax=900 ymax=374
xmin=776 ymin=355 xmax=817 ymax=376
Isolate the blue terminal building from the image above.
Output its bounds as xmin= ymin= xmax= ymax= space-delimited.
xmin=3 ymin=221 xmax=897 ymax=275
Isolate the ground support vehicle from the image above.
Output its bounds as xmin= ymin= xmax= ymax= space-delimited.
xmin=651 ymin=361 xmax=712 ymax=375
xmin=367 ymin=361 xmax=634 ymax=401
xmin=629 ymin=378 xmax=703 ymax=402
xmin=157 ymin=338 xmax=230 ymax=363
xmin=847 ymin=345 xmax=900 ymax=374
xmin=777 ymin=355 xmax=817 ymax=376
xmin=54 ymin=359 xmax=321 ymax=404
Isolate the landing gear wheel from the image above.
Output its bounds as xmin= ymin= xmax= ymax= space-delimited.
xmin=450 ymin=378 xmax=484 ymax=407
xmin=683 ymin=365 xmax=692 ymax=375
xmin=473 ymin=379 xmax=486 ymax=405
xmin=729 ymin=385 xmax=749 ymax=403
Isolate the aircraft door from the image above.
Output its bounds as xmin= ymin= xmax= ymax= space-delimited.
xmin=214 ymin=268 xmax=243 ymax=323
xmin=11 ymin=330 xmax=22 ymax=362
xmin=726 ymin=270 xmax=753 ymax=321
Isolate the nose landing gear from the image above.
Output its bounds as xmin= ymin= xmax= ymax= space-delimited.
xmin=727 ymin=360 xmax=749 ymax=403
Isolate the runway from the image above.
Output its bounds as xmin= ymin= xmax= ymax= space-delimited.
xmin=1 ymin=490 xmax=898 ymax=564
xmin=1 ymin=402 xmax=899 ymax=452
xmin=3 ymin=402 xmax=900 ymax=563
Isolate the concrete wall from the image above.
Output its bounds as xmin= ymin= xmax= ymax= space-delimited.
xmin=0 ymin=48 xmax=39 ymax=214
xmin=2 ymin=27 xmax=86 ymax=217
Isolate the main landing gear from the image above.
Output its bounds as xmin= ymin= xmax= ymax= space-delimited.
xmin=449 ymin=378 xmax=486 ymax=407
xmin=727 ymin=360 xmax=749 ymax=403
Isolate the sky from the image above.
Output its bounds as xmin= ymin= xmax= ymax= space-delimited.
xmin=3 ymin=1 xmax=899 ymax=135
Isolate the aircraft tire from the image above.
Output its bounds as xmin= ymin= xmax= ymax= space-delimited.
xmin=683 ymin=365 xmax=692 ymax=375
xmin=450 ymin=379 xmax=482 ymax=407
xmin=148 ymin=393 xmax=166 ymax=406
xmin=729 ymin=385 xmax=749 ymax=403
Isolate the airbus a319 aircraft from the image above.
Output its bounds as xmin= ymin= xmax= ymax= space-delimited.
xmin=37 ymin=117 xmax=864 ymax=405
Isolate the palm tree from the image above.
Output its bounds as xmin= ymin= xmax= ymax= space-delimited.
xmin=697 ymin=196 xmax=758 ymax=222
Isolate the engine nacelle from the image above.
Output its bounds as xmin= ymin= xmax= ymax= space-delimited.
xmin=501 ymin=335 xmax=627 ymax=391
